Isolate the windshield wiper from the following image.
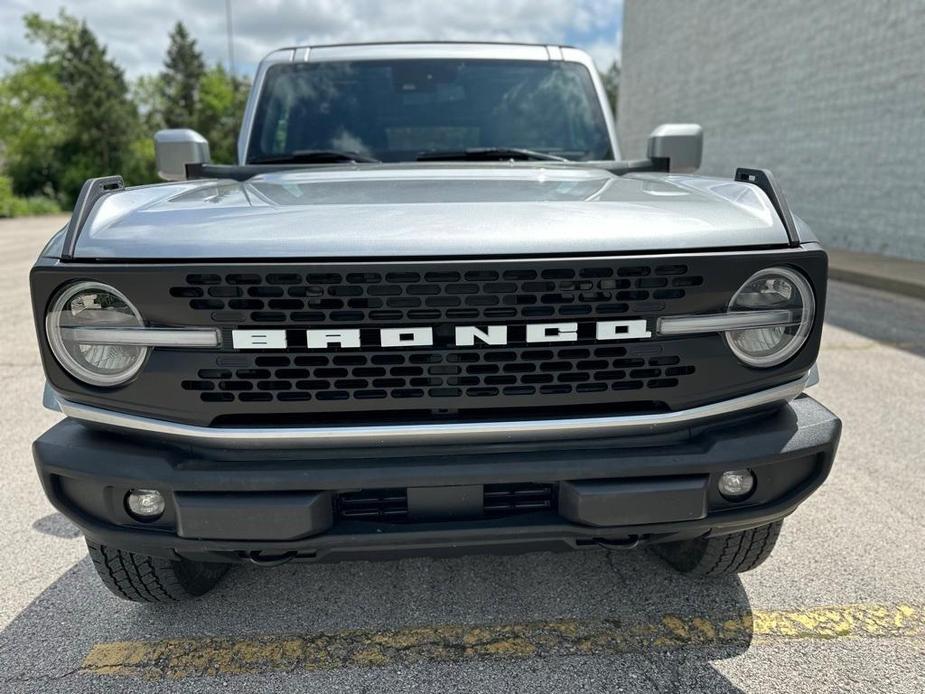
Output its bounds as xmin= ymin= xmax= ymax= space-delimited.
xmin=249 ymin=149 xmax=380 ymax=164
xmin=416 ymin=147 xmax=569 ymax=162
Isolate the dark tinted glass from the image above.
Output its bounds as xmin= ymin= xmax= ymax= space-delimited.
xmin=248 ymin=59 xmax=612 ymax=162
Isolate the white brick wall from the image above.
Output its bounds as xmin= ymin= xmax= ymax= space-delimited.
xmin=618 ymin=0 xmax=925 ymax=260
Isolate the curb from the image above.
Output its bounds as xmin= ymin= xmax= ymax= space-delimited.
xmin=829 ymin=267 xmax=925 ymax=302
xmin=827 ymin=250 xmax=925 ymax=302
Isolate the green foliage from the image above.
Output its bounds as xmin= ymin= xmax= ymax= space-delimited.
xmin=0 ymin=11 xmax=249 ymax=215
xmin=160 ymin=22 xmax=205 ymax=128
xmin=133 ymin=73 xmax=166 ymax=133
xmin=600 ymin=60 xmax=620 ymax=117
xmin=0 ymin=61 xmax=68 ymax=199
xmin=64 ymin=26 xmax=138 ymax=163
xmin=23 ymin=10 xmax=81 ymax=63
xmin=136 ymin=62 xmax=248 ymax=165
xmin=56 ymin=23 xmax=143 ymax=197
xmin=154 ymin=21 xmax=249 ymax=164
xmin=0 ymin=176 xmax=61 ymax=217
xmin=196 ymin=66 xmax=250 ymax=163
xmin=0 ymin=10 xmax=149 ymax=206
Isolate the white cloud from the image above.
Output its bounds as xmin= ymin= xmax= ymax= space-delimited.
xmin=1 ymin=0 xmax=623 ymax=79
xmin=582 ymin=27 xmax=622 ymax=71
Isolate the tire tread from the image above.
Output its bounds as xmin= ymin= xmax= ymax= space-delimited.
xmin=86 ymin=541 xmax=227 ymax=602
xmin=655 ymin=521 xmax=783 ymax=577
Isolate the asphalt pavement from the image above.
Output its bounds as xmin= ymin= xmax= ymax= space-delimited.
xmin=0 ymin=216 xmax=923 ymax=693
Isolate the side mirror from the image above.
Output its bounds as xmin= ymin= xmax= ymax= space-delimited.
xmin=154 ymin=129 xmax=211 ymax=181
xmin=646 ymin=124 xmax=703 ymax=173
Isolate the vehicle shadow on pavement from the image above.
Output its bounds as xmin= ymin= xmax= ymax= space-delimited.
xmin=31 ymin=512 xmax=82 ymax=539
xmin=0 ymin=547 xmax=753 ymax=691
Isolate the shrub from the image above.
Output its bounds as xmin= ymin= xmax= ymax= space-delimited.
xmin=0 ymin=176 xmax=62 ymax=217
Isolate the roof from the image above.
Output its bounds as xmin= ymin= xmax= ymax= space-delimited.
xmin=256 ymin=41 xmax=587 ymax=65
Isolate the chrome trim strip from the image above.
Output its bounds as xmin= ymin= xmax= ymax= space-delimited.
xmin=52 ymin=374 xmax=809 ymax=449
xmin=42 ymin=382 xmax=61 ymax=412
xmin=61 ymin=327 xmax=220 ymax=348
xmin=308 ymin=43 xmax=552 ymax=62
xmin=657 ymin=310 xmax=796 ymax=336
xmin=805 ymin=363 xmax=820 ymax=388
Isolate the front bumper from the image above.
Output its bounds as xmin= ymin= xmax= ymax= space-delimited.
xmin=33 ymin=396 xmax=840 ymax=564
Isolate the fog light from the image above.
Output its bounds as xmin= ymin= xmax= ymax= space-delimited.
xmin=718 ymin=470 xmax=755 ymax=500
xmin=126 ymin=489 xmax=165 ymax=519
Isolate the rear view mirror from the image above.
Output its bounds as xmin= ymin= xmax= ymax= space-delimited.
xmin=647 ymin=124 xmax=703 ymax=173
xmin=154 ymin=129 xmax=211 ymax=181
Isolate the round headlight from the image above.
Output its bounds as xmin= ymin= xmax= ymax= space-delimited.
xmin=46 ymin=282 xmax=147 ymax=386
xmin=726 ymin=267 xmax=815 ymax=367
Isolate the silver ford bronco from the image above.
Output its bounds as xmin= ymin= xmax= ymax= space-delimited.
xmin=30 ymin=42 xmax=840 ymax=601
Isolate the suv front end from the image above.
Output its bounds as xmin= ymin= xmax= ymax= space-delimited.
xmin=31 ymin=239 xmax=840 ymax=600
xmin=28 ymin=42 xmax=839 ymax=602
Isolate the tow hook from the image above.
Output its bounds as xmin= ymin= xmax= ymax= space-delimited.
xmin=246 ymin=550 xmax=297 ymax=567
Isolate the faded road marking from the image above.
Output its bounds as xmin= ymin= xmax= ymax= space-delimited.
xmin=82 ymin=603 xmax=924 ymax=678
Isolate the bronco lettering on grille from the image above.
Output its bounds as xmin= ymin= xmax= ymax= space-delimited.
xmin=231 ymin=320 xmax=652 ymax=350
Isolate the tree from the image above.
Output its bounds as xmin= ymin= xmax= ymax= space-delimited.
xmin=0 ymin=13 xmax=249 ymax=211
xmin=600 ymin=59 xmax=620 ymax=117
xmin=133 ymin=73 xmax=166 ymax=134
xmin=4 ymin=11 xmax=147 ymax=204
xmin=160 ymin=22 xmax=205 ymax=128
xmin=195 ymin=65 xmax=250 ymax=163
xmin=22 ymin=10 xmax=81 ymax=65
xmin=0 ymin=60 xmax=69 ymax=198
xmin=146 ymin=26 xmax=248 ymax=163
xmin=56 ymin=22 xmax=140 ymax=195
xmin=0 ymin=11 xmax=79 ymax=199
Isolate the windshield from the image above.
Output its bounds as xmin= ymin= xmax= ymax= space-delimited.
xmin=247 ymin=59 xmax=613 ymax=163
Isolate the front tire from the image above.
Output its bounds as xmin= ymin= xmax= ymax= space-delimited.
xmin=87 ymin=541 xmax=228 ymax=602
xmin=655 ymin=521 xmax=783 ymax=576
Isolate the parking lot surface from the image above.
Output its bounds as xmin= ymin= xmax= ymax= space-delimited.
xmin=1 ymin=216 xmax=923 ymax=693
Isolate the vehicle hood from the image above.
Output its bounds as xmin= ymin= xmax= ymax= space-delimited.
xmin=69 ymin=165 xmax=789 ymax=259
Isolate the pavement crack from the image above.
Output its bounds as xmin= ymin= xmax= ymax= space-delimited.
xmin=1 ymin=665 xmax=84 ymax=684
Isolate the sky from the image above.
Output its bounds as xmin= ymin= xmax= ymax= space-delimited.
xmin=0 ymin=0 xmax=623 ymax=80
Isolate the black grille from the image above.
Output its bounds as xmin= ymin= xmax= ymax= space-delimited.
xmin=31 ymin=251 xmax=827 ymax=427
xmin=172 ymin=263 xmax=703 ymax=325
xmin=182 ymin=345 xmax=696 ymax=404
xmin=483 ymin=483 xmax=555 ymax=515
xmin=337 ymin=489 xmax=408 ymax=521
xmin=336 ymin=483 xmax=555 ymax=523
xmin=171 ymin=260 xmax=706 ymax=413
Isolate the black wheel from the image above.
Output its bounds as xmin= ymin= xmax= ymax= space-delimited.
xmin=655 ymin=521 xmax=783 ymax=577
xmin=86 ymin=540 xmax=228 ymax=602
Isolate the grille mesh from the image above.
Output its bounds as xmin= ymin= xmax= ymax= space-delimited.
xmin=172 ymin=264 xmax=703 ymax=325
xmin=166 ymin=259 xmax=714 ymax=415
xmin=483 ymin=484 xmax=555 ymax=515
xmin=336 ymin=483 xmax=556 ymax=523
xmin=181 ymin=345 xmax=696 ymax=404
xmin=337 ymin=489 xmax=408 ymax=521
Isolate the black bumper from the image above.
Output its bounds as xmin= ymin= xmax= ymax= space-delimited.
xmin=33 ymin=396 xmax=840 ymax=564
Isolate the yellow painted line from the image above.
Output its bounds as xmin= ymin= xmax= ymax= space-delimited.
xmin=82 ymin=603 xmax=925 ymax=678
